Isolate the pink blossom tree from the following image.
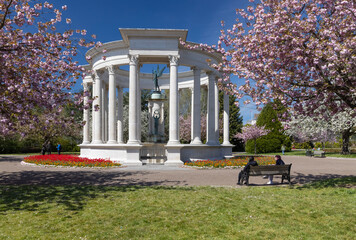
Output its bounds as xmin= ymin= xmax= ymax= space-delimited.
xmin=183 ymin=0 xmax=355 ymax=118
xmin=235 ymin=125 xmax=269 ymax=154
xmin=179 ymin=115 xmax=207 ymax=143
xmin=0 ymin=0 xmax=97 ymax=136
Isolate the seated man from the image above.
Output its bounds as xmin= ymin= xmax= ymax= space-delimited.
xmin=267 ymin=155 xmax=285 ymax=184
xmin=237 ymin=156 xmax=258 ymax=185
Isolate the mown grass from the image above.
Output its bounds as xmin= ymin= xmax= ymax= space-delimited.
xmin=264 ymin=151 xmax=356 ymax=158
xmin=235 ymin=150 xmax=356 ymax=158
xmin=0 ymin=177 xmax=355 ymax=239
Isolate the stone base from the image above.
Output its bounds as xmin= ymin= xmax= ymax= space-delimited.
xmin=79 ymin=142 xmax=233 ymax=165
xmin=165 ymin=144 xmax=184 ymax=165
xmin=180 ymin=144 xmax=233 ymax=162
xmin=126 ymin=144 xmax=143 ymax=165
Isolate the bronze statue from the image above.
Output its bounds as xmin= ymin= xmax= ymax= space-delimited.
xmin=152 ymin=65 xmax=166 ymax=92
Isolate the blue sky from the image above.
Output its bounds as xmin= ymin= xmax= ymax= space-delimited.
xmin=61 ymin=0 xmax=259 ymax=123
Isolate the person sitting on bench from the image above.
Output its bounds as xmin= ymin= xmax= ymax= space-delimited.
xmin=237 ymin=156 xmax=258 ymax=185
xmin=267 ymin=155 xmax=285 ymax=184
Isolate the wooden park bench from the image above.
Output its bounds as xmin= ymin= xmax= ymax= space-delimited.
xmin=313 ymin=150 xmax=325 ymax=158
xmin=240 ymin=164 xmax=292 ymax=185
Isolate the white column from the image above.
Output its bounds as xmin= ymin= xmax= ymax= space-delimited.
xmin=168 ymin=55 xmax=180 ymax=145
xmin=101 ymin=83 xmax=108 ymax=143
xmin=93 ymin=71 xmax=103 ymax=144
xmin=148 ymin=102 xmax=153 ymax=135
xmin=214 ymin=79 xmax=220 ymax=145
xmin=223 ymin=92 xmax=230 ymax=145
xmin=117 ymin=86 xmax=124 ymax=144
xmin=107 ymin=65 xmax=117 ymax=144
xmin=206 ymin=72 xmax=216 ymax=145
xmin=82 ymin=82 xmax=90 ymax=144
xmin=105 ymin=85 xmax=109 ymax=142
xmin=137 ymin=65 xmax=141 ymax=142
xmin=127 ymin=55 xmax=139 ymax=145
xmin=91 ymin=78 xmax=96 ymax=143
xmin=190 ymin=87 xmax=194 ymax=141
xmin=191 ymin=67 xmax=202 ymax=144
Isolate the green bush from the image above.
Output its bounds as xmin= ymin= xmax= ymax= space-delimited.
xmin=314 ymin=142 xmax=322 ymax=148
xmin=293 ymin=142 xmax=314 ymax=149
xmin=53 ymin=137 xmax=80 ymax=152
xmin=293 ymin=141 xmax=341 ymax=150
xmin=323 ymin=148 xmax=356 ymax=153
xmin=245 ymin=102 xmax=292 ymax=154
xmin=0 ymin=136 xmax=22 ymax=154
xmin=246 ymin=138 xmax=279 ymax=153
xmin=245 ymin=134 xmax=291 ymax=154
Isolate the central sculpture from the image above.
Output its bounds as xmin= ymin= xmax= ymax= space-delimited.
xmin=141 ymin=65 xmax=167 ymax=164
xmin=152 ymin=65 xmax=166 ymax=93
xmin=148 ymin=65 xmax=166 ymax=143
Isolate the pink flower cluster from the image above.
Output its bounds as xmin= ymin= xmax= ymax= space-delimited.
xmin=0 ymin=0 xmax=97 ymax=135
xmin=181 ymin=0 xmax=356 ymax=120
xmin=235 ymin=125 xmax=269 ymax=142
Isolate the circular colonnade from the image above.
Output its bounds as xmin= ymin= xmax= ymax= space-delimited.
xmin=80 ymin=28 xmax=232 ymax=164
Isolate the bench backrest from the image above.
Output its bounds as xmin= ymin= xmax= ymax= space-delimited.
xmin=248 ymin=164 xmax=292 ymax=176
xmin=314 ymin=151 xmax=325 ymax=154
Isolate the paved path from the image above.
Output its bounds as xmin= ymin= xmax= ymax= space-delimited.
xmin=0 ymin=155 xmax=355 ymax=187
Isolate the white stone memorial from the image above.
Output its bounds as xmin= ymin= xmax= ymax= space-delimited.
xmin=79 ymin=28 xmax=233 ymax=165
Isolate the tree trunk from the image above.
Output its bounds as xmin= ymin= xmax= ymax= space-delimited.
xmin=341 ymin=128 xmax=352 ymax=155
xmin=254 ymin=139 xmax=257 ymax=155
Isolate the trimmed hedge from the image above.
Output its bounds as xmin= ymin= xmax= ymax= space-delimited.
xmin=246 ymin=135 xmax=291 ymax=153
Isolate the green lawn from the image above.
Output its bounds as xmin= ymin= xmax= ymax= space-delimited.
xmin=234 ymin=150 xmax=356 ymax=158
xmin=264 ymin=151 xmax=356 ymax=158
xmin=0 ymin=177 xmax=355 ymax=239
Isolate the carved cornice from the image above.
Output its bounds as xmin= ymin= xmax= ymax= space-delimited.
xmin=190 ymin=66 xmax=201 ymax=71
xmin=128 ymin=54 xmax=139 ymax=65
xmin=93 ymin=70 xmax=100 ymax=82
xmin=168 ymin=55 xmax=180 ymax=66
xmin=206 ymin=70 xmax=214 ymax=77
xmin=106 ymin=65 xmax=115 ymax=75
xmin=83 ymin=82 xmax=89 ymax=91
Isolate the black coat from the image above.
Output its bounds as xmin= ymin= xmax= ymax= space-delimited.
xmin=276 ymin=159 xmax=285 ymax=165
xmin=243 ymin=160 xmax=258 ymax=171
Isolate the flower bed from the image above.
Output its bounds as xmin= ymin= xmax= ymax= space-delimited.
xmin=184 ymin=156 xmax=275 ymax=168
xmin=23 ymin=155 xmax=121 ymax=168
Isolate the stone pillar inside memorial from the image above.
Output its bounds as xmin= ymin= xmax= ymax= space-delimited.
xmin=148 ymin=91 xmax=166 ymax=143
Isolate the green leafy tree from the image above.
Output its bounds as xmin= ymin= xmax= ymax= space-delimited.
xmin=246 ymin=102 xmax=291 ymax=153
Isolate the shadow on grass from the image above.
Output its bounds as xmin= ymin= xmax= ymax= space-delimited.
xmin=0 ymin=170 xmax=186 ymax=186
xmin=0 ymin=168 xmax=189 ymax=213
xmin=292 ymin=172 xmax=356 ymax=185
xmin=0 ymin=184 xmax=194 ymax=213
xmin=297 ymin=176 xmax=356 ymax=189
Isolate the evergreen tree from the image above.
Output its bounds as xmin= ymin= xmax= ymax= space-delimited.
xmin=219 ymin=92 xmax=243 ymax=147
xmin=246 ymin=102 xmax=291 ymax=153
